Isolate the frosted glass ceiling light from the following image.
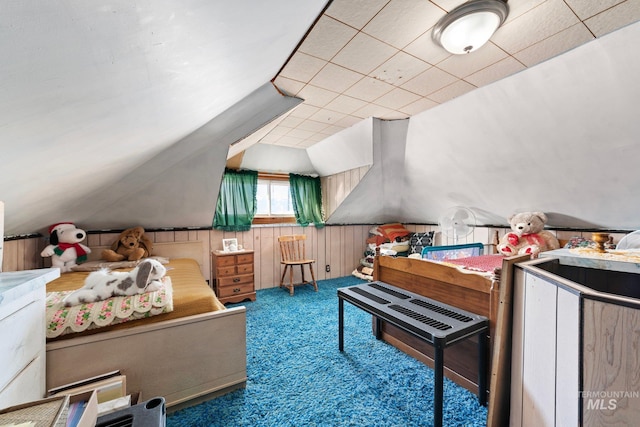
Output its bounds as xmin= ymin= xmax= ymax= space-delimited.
xmin=432 ymin=0 xmax=508 ymax=55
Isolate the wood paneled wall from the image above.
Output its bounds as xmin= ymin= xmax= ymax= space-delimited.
xmin=2 ymin=225 xmax=372 ymax=290
xmin=2 ymin=225 xmax=629 ymax=290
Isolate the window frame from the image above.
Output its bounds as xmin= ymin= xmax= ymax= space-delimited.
xmin=253 ymin=173 xmax=296 ymax=225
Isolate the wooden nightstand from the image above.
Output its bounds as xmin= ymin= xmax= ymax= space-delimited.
xmin=211 ymin=250 xmax=256 ymax=304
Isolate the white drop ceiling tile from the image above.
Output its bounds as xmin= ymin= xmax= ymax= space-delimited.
xmin=275 ymin=135 xmax=305 ymax=147
xmin=273 ymin=76 xmax=305 ymax=96
xmin=260 ymin=132 xmax=284 ymax=143
xmin=502 ymin=0 xmax=546 ymax=24
xmin=305 ymin=132 xmax=331 ymax=143
xmin=299 ymin=16 xmax=358 ymax=61
xmin=309 ymin=108 xmax=347 ymax=124
xmin=383 ymin=110 xmax=411 ymax=120
xmin=334 ymin=115 xmax=362 ymax=128
xmin=431 ymin=0 xmax=464 ymax=12
xmin=492 ymin=0 xmax=580 ymax=54
xmin=278 ymin=52 xmax=327 ymax=83
xmin=286 ymin=128 xmax=317 ymax=140
xmin=297 ymin=84 xmax=340 ymax=107
xmin=309 ymin=63 xmax=364 ymax=93
xmin=319 ymin=124 xmax=348 ymax=135
xmin=400 ymin=66 xmax=457 ymax=96
xmin=362 ymin=0 xmax=442 ymax=49
xmin=373 ymin=87 xmax=422 ymax=110
xmin=399 ymin=96 xmax=439 ymax=115
xmin=428 ymin=79 xmax=475 ymax=104
xmin=585 ymin=0 xmax=640 ymax=37
xmin=296 ymin=119 xmax=330 ymax=133
xmin=288 ymin=103 xmax=321 ymax=119
xmin=369 ymin=51 xmax=432 ymax=85
xmin=279 ymin=115 xmax=305 ymax=128
xmin=353 ymin=103 xmax=395 ymax=119
xmin=564 ymin=0 xmax=626 ymax=20
xmin=514 ymin=23 xmax=594 ymax=67
xmin=437 ymin=43 xmax=508 ymax=78
xmin=267 ymin=125 xmax=292 ymax=137
xmin=344 ymin=76 xmax=395 ymax=102
xmin=324 ymin=94 xmax=369 ymax=115
xmin=404 ymin=30 xmax=450 ymax=65
xmin=326 ymin=0 xmax=390 ymax=30
xmin=295 ymin=139 xmax=320 ymax=148
xmin=332 ymin=32 xmax=398 ymax=75
xmin=464 ymin=56 xmax=526 ymax=87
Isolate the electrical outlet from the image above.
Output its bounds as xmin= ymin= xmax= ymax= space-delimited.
xmin=325 ymin=265 xmax=330 ymax=273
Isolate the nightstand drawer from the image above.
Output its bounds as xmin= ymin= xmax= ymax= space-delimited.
xmin=236 ymin=263 xmax=253 ymax=274
xmin=218 ymin=273 xmax=253 ymax=287
xmin=236 ymin=254 xmax=253 ymax=264
xmin=216 ymin=266 xmax=237 ymax=277
xmin=217 ymin=256 xmax=236 ymax=267
xmin=217 ymin=282 xmax=255 ymax=298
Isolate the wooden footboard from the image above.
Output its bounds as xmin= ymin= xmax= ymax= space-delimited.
xmin=46 ymin=306 xmax=247 ymax=409
xmin=372 ymin=255 xmax=499 ymax=395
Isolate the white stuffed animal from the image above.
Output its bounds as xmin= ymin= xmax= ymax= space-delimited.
xmin=497 ymin=212 xmax=560 ymax=257
xmin=41 ymin=222 xmax=91 ymax=272
xmin=62 ymin=258 xmax=167 ymax=306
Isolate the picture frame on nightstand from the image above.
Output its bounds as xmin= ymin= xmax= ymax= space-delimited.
xmin=222 ymin=238 xmax=238 ymax=252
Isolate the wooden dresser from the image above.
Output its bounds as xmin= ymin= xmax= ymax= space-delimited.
xmin=211 ymin=250 xmax=256 ymax=304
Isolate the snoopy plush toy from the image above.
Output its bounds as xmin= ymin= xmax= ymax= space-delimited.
xmin=41 ymin=222 xmax=91 ymax=272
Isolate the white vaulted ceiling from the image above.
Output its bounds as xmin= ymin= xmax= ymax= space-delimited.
xmin=1 ymin=0 xmax=640 ymax=236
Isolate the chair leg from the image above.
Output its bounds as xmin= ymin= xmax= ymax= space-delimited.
xmin=308 ymin=264 xmax=318 ymax=292
xmin=300 ymin=265 xmax=306 ymax=284
xmin=288 ymin=265 xmax=294 ymax=296
xmin=280 ymin=265 xmax=288 ymax=289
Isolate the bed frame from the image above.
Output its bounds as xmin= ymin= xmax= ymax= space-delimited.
xmin=45 ymin=241 xmax=247 ymax=411
xmin=371 ymin=250 xmax=527 ymax=399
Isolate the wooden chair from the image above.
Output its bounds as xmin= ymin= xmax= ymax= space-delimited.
xmin=278 ymin=234 xmax=318 ymax=296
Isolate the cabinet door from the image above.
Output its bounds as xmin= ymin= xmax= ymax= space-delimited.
xmin=512 ymin=270 xmax=580 ymax=427
xmin=521 ymin=273 xmax=558 ymax=426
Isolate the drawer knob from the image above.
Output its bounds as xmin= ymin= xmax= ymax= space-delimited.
xmin=233 ymin=288 xmax=241 ymax=293
xmin=233 ymin=278 xmax=240 ymax=283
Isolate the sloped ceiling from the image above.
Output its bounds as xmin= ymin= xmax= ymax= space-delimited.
xmin=2 ymin=0 xmax=640 ymax=237
xmin=0 ymin=0 xmax=327 ymax=236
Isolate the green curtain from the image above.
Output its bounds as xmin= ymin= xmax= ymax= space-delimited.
xmin=213 ymin=168 xmax=258 ymax=231
xmin=289 ymin=173 xmax=324 ymax=228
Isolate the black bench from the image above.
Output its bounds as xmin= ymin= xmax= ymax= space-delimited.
xmin=338 ymin=281 xmax=488 ymax=427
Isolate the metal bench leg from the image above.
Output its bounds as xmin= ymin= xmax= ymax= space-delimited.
xmin=338 ymin=298 xmax=344 ymax=352
xmin=434 ymin=342 xmax=444 ymax=427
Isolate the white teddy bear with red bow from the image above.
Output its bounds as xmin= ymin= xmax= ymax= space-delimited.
xmin=41 ymin=222 xmax=91 ymax=272
xmin=497 ymin=212 xmax=560 ymax=257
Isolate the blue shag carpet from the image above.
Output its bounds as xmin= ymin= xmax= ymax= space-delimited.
xmin=167 ymin=276 xmax=488 ymax=426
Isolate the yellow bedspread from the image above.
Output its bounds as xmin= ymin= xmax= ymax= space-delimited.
xmin=46 ymin=258 xmax=225 ymax=340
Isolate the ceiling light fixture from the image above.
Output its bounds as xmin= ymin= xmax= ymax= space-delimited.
xmin=432 ymin=0 xmax=508 ymax=55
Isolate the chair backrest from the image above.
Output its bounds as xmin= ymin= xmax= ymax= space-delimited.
xmin=421 ymin=242 xmax=484 ymax=261
xmin=278 ymin=234 xmax=309 ymax=262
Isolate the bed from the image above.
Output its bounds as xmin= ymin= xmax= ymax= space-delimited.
xmin=371 ymin=245 xmax=528 ymax=403
xmin=44 ymin=241 xmax=247 ymax=411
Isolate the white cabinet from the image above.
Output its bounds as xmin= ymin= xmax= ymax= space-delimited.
xmin=511 ymin=253 xmax=640 ymax=426
xmin=0 ymin=268 xmax=59 ymax=409
xmin=510 ymin=267 xmax=580 ymax=426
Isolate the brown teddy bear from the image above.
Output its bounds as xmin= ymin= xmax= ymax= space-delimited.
xmin=497 ymin=211 xmax=560 ymax=257
xmin=101 ymin=226 xmax=153 ymax=262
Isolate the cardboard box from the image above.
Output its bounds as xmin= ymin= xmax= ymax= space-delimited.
xmin=67 ymin=390 xmax=98 ymax=427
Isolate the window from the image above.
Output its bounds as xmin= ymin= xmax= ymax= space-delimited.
xmin=253 ymin=173 xmax=296 ymax=224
